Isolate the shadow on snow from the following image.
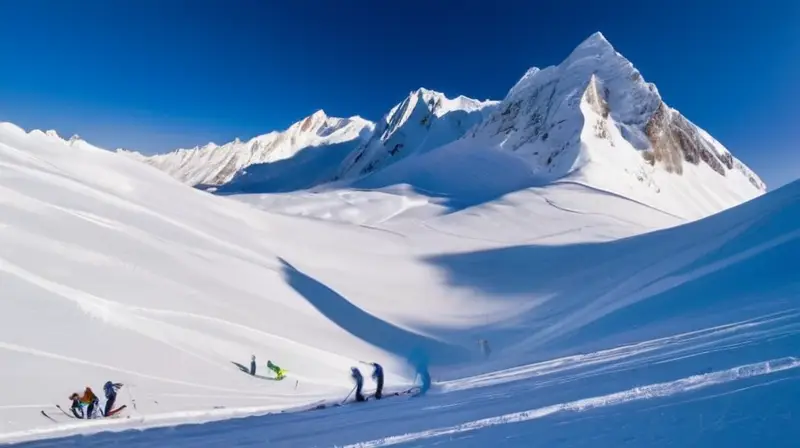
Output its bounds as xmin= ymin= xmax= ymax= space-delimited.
xmin=423 ymin=181 xmax=800 ymax=359
xmin=277 ymin=257 xmax=472 ymax=369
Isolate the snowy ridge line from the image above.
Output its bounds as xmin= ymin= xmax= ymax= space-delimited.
xmin=439 ymin=309 xmax=800 ymax=393
xmin=344 ymin=357 xmax=800 ymax=447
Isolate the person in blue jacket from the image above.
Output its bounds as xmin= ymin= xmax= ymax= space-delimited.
xmin=351 ymin=367 xmax=366 ymax=402
xmin=370 ymin=363 xmax=384 ymax=399
xmin=103 ymin=381 xmax=123 ymax=416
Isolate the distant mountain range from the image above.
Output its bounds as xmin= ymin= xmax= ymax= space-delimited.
xmin=112 ymin=32 xmax=765 ymax=219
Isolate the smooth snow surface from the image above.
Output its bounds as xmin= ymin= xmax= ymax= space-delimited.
xmin=1 ymin=115 xmax=799 ymax=447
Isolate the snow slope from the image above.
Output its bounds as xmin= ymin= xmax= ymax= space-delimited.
xmin=1 ymin=117 xmax=797 ymax=445
xmin=0 ymin=118 xmax=683 ymax=442
xmin=120 ymin=110 xmax=374 ymax=187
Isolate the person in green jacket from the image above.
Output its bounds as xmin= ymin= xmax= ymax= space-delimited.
xmin=267 ymin=360 xmax=286 ymax=380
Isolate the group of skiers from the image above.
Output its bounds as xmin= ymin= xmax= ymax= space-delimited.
xmin=249 ymin=354 xmax=387 ymax=402
xmin=65 ymin=354 xmax=429 ymax=419
xmin=68 ymin=381 xmax=123 ymax=419
xmin=350 ymin=362 xmax=384 ymax=401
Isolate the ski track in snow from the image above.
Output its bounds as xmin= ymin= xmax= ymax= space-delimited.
xmin=4 ymin=307 xmax=798 ymax=446
xmin=346 ymin=357 xmax=800 ymax=447
xmin=438 ymin=309 xmax=800 ymax=393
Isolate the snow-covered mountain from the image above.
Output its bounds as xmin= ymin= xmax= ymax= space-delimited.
xmin=333 ymin=88 xmax=498 ymax=181
xmin=223 ymin=33 xmax=765 ymax=221
xmin=462 ymin=32 xmax=765 ymax=219
xmin=121 ymin=33 xmax=763 ymax=223
xmin=120 ymin=110 xmax=374 ymax=187
xmin=183 ymin=89 xmax=498 ymax=195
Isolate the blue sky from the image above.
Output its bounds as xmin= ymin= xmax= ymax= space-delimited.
xmin=0 ymin=0 xmax=797 ymax=188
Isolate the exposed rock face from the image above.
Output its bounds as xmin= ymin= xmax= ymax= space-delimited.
xmin=644 ymin=101 xmax=732 ymax=177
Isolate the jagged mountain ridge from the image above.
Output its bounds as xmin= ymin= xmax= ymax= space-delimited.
xmin=120 ymin=110 xmax=374 ymax=187
xmin=96 ymin=32 xmax=764 ymax=219
xmin=456 ymin=31 xmax=765 ymax=218
xmin=333 ymin=88 xmax=499 ymax=181
xmin=212 ymin=88 xmax=499 ymax=194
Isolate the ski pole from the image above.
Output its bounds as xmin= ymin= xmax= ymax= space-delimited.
xmin=341 ymin=385 xmax=356 ymax=405
xmin=126 ymin=385 xmax=138 ymax=411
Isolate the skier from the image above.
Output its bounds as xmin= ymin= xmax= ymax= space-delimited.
xmin=351 ymin=367 xmax=366 ymax=402
xmin=250 ymin=355 xmax=256 ymax=376
xmin=419 ymin=368 xmax=431 ymax=394
xmin=479 ymin=339 xmax=491 ymax=359
xmin=68 ymin=393 xmax=83 ymax=419
xmin=370 ymin=362 xmax=384 ymax=399
xmin=102 ymin=381 xmax=123 ymax=417
xmin=266 ymin=360 xmax=286 ymax=380
xmin=69 ymin=387 xmax=99 ymax=419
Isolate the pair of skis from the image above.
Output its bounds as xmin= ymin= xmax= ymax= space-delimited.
xmin=41 ymin=404 xmax=127 ymax=422
xmin=341 ymin=385 xmax=421 ymax=405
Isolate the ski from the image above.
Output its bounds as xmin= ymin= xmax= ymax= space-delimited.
xmin=54 ymin=403 xmax=127 ymax=419
xmin=55 ymin=405 xmax=77 ymax=419
xmin=105 ymin=405 xmax=127 ymax=417
xmin=40 ymin=410 xmax=58 ymax=422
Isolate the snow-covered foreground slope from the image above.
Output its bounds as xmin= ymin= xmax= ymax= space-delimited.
xmin=0 ymin=120 xmax=680 ymax=442
xmin=1 ymin=118 xmax=798 ymax=446
xmin=120 ymin=110 xmax=373 ymax=187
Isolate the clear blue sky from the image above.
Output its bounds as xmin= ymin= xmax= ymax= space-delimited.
xmin=0 ymin=0 xmax=797 ymax=188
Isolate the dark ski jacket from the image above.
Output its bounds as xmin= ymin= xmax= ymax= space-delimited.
xmin=371 ymin=363 xmax=384 ymax=385
xmin=351 ymin=368 xmax=364 ymax=387
xmin=103 ymin=381 xmax=123 ymax=399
